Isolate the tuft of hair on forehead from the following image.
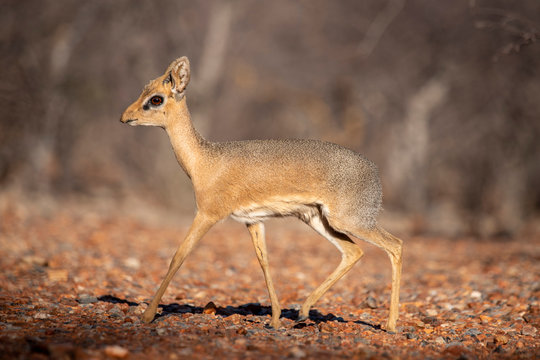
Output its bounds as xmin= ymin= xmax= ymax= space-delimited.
xmin=141 ymin=79 xmax=160 ymax=97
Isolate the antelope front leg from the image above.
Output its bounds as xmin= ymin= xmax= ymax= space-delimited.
xmin=142 ymin=213 xmax=216 ymax=323
xmin=247 ymin=222 xmax=282 ymax=328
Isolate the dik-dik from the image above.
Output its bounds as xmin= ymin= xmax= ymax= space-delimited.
xmin=120 ymin=56 xmax=403 ymax=332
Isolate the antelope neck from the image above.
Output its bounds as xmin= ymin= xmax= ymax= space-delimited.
xmin=164 ymin=99 xmax=209 ymax=179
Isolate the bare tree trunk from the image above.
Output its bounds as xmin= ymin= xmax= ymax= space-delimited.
xmin=387 ymin=78 xmax=448 ymax=215
xmin=193 ymin=1 xmax=233 ymax=137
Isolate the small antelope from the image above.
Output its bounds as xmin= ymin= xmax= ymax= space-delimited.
xmin=120 ymin=56 xmax=403 ymax=332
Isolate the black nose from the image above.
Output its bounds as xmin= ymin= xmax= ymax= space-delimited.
xmin=120 ymin=116 xmax=137 ymax=123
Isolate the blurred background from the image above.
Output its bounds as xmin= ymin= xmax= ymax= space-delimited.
xmin=1 ymin=0 xmax=539 ymax=237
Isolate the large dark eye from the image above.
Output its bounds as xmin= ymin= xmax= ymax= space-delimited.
xmin=149 ymin=95 xmax=163 ymax=106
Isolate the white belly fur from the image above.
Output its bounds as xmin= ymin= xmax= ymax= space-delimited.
xmin=230 ymin=199 xmax=319 ymax=224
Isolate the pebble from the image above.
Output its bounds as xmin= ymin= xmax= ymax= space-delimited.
xmin=521 ymin=325 xmax=537 ymax=336
xmin=128 ymin=304 xmax=146 ymax=316
xmin=358 ymin=312 xmax=372 ymax=320
xmin=464 ymin=328 xmax=481 ymax=336
xmin=318 ymin=322 xmax=334 ymax=333
xmin=470 ymin=291 xmax=482 ymax=300
xmin=22 ymin=255 xmax=48 ymax=267
xmin=178 ymin=348 xmax=193 ymax=356
xmin=123 ymin=257 xmax=141 ymax=270
xmin=234 ymin=338 xmax=247 ymax=347
xmin=365 ymin=296 xmax=378 ymax=309
xmin=479 ymin=315 xmax=491 ymax=323
xmin=422 ymin=316 xmax=440 ymax=326
xmin=78 ymin=294 xmax=98 ymax=304
xmin=406 ymin=333 xmax=418 ymax=340
xmin=435 ymin=337 xmax=446 ymax=345
xmin=109 ymin=306 xmax=124 ymax=318
xmin=34 ymin=312 xmax=50 ymax=319
xmin=104 ymin=345 xmax=129 ymax=358
xmin=156 ymin=328 xmax=167 ymax=336
xmin=47 ymin=269 xmax=68 ymax=282
xmin=203 ymin=301 xmax=217 ymax=315
xmin=289 ymin=346 xmax=306 ymax=358
xmin=494 ymin=334 xmax=509 ymax=344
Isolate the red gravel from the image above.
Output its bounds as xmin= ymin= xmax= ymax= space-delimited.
xmin=0 ymin=203 xmax=539 ymax=359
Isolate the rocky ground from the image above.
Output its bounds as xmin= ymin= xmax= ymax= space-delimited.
xmin=0 ymin=202 xmax=539 ymax=359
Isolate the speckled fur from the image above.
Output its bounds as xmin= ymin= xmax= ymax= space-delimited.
xmin=210 ymin=139 xmax=382 ymax=229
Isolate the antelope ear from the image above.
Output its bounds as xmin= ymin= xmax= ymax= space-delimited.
xmin=165 ymin=56 xmax=190 ymax=98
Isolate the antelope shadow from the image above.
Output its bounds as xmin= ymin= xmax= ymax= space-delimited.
xmin=98 ymin=295 xmax=382 ymax=331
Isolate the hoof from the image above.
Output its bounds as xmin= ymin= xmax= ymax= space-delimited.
xmin=141 ymin=310 xmax=155 ymax=324
xmin=269 ymin=319 xmax=283 ymax=329
xmin=385 ymin=321 xmax=397 ymax=333
xmin=296 ymin=314 xmax=309 ymax=323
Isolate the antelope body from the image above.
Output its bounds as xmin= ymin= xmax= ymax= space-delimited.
xmin=120 ymin=57 xmax=403 ymax=332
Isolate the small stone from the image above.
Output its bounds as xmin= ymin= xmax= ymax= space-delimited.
xmin=464 ymin=328 xmax=481 ymax=336
xmin=435 ymin=337 xmax=446 ymax=345
xmin=127 ymin=315 xmax=140 ymax=324
xmin=521 ymin=325 xmax=537 ymax=336
xmin=178 ymin=348 xmax=192 ymax=356
xmin=359 ymin=312 xmax=372 ymax=320
xmin=236 ymin=327 xmax=248 ymax=335
xmin=318 ymin=322 xmax=335 ymax=333
xmin=494 ymin=334 xmax=509 ymax=344
xmin=22 ymin=255 xmax=48 ymax=267
xmin=289 ymin=346 xmax=306 ymax=358
xmin=47 ymin=269 xmax=68 ymax=282
xmin=425 ymin=309 xmax=438 ymax=317
xmin=228 ymin=313 xmax=242 ymax=324
xmin=406 ymin=332 xmax=418 ymax=340
xmin=34 ymin=312 xmax=50 ymax=319
xmin=104 ymin=345 xmax=129 ymax=358
xmin=202 ymin=301 xmax=217 ymax=315
xmin=123 ymin=257 xmax=140 ymax=270
xmin=404 ymin=303 xmax=420 ymax=313
xmin=365 ymin=296 xmax=378 ymax=309
xmin=78 ymin=294 xmax=98 ymax=304
xmin=194 ymin=291 xmax=206 ymax=299
xmin=234 ymin=338 xmax=247 ymax=347
xmin=479 ymin=315 xmax=491 ymax=323
xmin=470 ymin=291 xmax=482 ymax=300
xmin=444 ymin=344 xmax=468 ymax=357
xmin=109 ymin=305 xmax=124 ymax=318
xmin=422 ymin=316 xmax=441 ymax=327
xmin=523 ymin=312 xmax=540 ymax=325
xmin=129 ymin=303 xmax=146 ymax=316
xmin=156 ymin=328 xmax=167 ymax=336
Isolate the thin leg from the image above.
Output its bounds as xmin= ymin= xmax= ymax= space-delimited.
xmin=298 ymin=216 xmax=364 ymax=321
xmin=142 ymin=213 xmax=216 ymax=323
xmin=247 ymin=222 xmax=282 ymax=328
xmin=352 ymin=226 xmax=403 ymax=332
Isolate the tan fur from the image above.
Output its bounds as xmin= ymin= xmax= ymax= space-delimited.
xmin=120 ymin=56 xmax=403 ymax=332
